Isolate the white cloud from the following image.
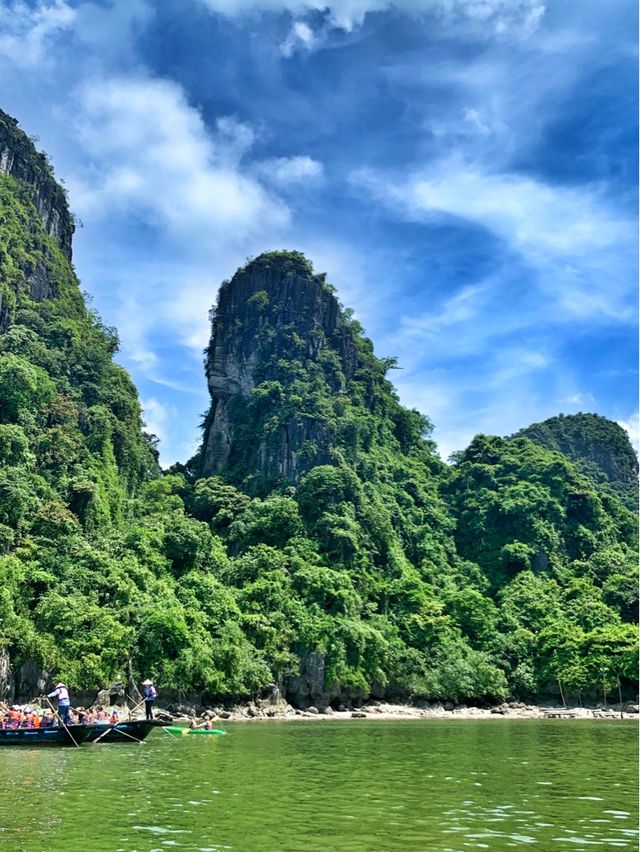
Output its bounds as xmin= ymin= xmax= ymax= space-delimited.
xmin=563 ymin=392 xmax=596 ymax=407
xmin=0 ymin=0 xmax=76 ymax=67
xmin=198 ymin=0 xmax=545 ymax=36
xmin=618 ymin=411 xmax=639 ymax=452
xmin=212 ymin=116 xmax=255 ymax=163
xmin=255 ymin=155 xmax=324 ymax=186
xmin=68 ymin=76 xmax=289 ymax=242
xmin=142 ymin=397 xmax=197 ymax=466
xmin=280 ymin=21 xmax=316 ymax=56
xmin=141 ymin=397 xmax=170 ymax=443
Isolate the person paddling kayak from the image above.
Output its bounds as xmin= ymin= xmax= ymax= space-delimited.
xmin=47 ymin=682 xmax=71 ymax=725
xmin=142 ymin=679 xmax=157 ymax=720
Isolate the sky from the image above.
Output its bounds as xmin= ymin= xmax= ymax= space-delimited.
xmin=0 ymin=0 xmax=637 ymax=465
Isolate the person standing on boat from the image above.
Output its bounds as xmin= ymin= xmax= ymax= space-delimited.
xmin=47 ymin=682 xmax=71 ymax=726
xmin=142 ymin=679 xmax=157 ymax=720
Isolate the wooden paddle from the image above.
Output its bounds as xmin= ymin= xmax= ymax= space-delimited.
xmin=43 ymin=694 xmax=80 ymax=749
xmin=91 ymin=722 xmax=143 ymax=745
xmin=127 ymin=698 xmax=146 ymax=720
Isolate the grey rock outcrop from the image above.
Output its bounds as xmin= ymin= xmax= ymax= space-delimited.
xmin=286 ymin=650 xmax=340 ymax=710
xmin=14 ymin=659 xmax=49 ymax=700
xmin=0 ymin=650 xmax=14 ymax=703
xmin=0 ymin=109 xmax=74 ymax=260
xmin=95 ymin=683 xmax=126 ymax=708
xmin=200 ymin=253 xmax=359 ymax=483
xmin=27 ymin=260 xmax=57 ymax=302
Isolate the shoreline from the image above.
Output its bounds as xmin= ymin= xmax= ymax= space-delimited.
xmin=16 ymin=698 xmax=637 ymax=725
xmin=155 ymin=700 xmax=639 ymax=724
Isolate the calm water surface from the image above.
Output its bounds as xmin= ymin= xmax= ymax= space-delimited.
xmin=0 ymin=720 xmax=636 ymax=851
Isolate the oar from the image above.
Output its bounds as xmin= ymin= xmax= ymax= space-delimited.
xmin=92 ymin=722 xmax=144 ymax=745
xmin=127 ymin=698 xmax=146 ymax=721
xmin=44 ymin=695 xmax=80 ymax=749
xmin=163 ymin=726 xmax=180 ymax=738
xmin=617 ymin=675 xmax=624 ymax=719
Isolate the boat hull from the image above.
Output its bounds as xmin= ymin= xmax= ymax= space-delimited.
xmin=0 ymin=725 xmax=91 ymax=747
xmin=83 ymin=719 xmax=165 ymax=743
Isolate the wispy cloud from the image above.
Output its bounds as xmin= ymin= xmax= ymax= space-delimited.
xmin=353 ymin=159 xmax=636 ymax=323
xmin=254 ymin=155 xmax=324 ymax=187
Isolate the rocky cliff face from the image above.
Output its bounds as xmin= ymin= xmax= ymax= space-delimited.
xmin=0 ymin=109 xmax=74 ymax=260
xmin=200 ymin=252 xmax=360 ymax=485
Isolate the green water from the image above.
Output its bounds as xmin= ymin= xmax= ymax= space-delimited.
xmin=0 ymin=720 xmax=636 ymax=851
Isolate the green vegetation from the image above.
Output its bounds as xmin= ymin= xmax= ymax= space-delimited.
xmin=517 ymin=413 xmax=638 ymax=510
xmin=0 ymin=127 xmax=636 ymax=707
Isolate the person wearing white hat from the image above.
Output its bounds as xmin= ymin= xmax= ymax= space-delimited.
xmin=142 ymin=679 xmax=158 ymax=720
xmin=47 ymin=682 xmax=71 ymax=726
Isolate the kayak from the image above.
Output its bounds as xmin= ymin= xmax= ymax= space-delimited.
xmin=166 ymin=726 xmax=227 ymax=736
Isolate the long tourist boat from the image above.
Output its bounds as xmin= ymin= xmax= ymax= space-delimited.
xmin=0 ymin=719 xmax=166 ymax=747
xmin=0 ymin=724 xmax=93 ymax=747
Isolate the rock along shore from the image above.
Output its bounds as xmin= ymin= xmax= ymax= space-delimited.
xmin=148 ymin=700 xmax=639 ymax=724
xmin=18 ymin=693 xmax=638 ymax=724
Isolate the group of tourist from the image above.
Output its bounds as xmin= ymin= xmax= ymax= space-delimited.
xmin=0 ymin=677 xmax=158 ymax=728
xmin=0 ymin=702 xmax=120 ymax=729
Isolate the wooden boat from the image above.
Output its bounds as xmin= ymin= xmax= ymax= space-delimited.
xmin=0 ymin=724 xmax=92 ymax=747
xmin=83 ymin=718 xmax=166 ymax=744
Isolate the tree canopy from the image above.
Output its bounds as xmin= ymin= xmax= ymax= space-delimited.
xmin=0 ymin=126 xmax=636 ymax=707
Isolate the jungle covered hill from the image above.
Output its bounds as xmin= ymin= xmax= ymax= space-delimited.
xmin=0 ymin=110 xmax=637 ymax=709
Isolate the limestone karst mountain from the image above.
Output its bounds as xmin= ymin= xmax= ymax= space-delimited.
xmin=195 ymin=251 xmax=446 ymax=496
xmin=0 ymin=110 xmax=636 ymax=707
xmin=199 ymin=251 xmax=360 ymax=483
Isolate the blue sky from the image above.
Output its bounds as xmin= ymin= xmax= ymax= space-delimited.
xmin=0 ymin=0 xmax=637 ymax=464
